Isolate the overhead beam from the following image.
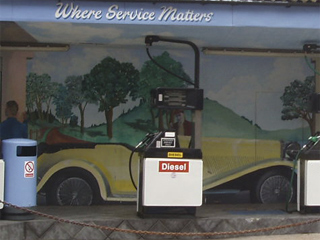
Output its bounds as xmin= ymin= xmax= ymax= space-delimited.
xmin=202 ymin=47 xmax=320 ymax=57
xmin=0 ymin=42 xmax=70 ymax=52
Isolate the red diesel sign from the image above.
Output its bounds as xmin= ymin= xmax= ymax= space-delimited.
xmin=159 ymin=161 xmax=189 ymax=173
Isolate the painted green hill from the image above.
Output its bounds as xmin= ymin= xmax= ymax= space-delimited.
xmin=202 ymin=98 xmax=257 ymax=139
xmin=201 ymin=98 xmax=310 ymax=142
xmin=83 ymin=98 xmax=309 ymax=145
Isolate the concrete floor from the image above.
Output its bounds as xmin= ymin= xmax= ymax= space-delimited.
xmin=1 ymin=191 xmax=320 ymax=239
xmin=1 ymin=199 xmax=320 ymax=240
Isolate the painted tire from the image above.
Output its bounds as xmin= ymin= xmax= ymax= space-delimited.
xmin=253 ymin=170 xmax=294 ymax=204
xmin=56 ymin=177 xmax=93 ymax=206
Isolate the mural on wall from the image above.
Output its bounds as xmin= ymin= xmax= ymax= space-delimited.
xmin=1 ymin=0 xmax=316 ymax=206
xmin=1 ymin=0 xmax=319 ymax=206
xmin=27 ymin=45 xmax=316 ymax=205
xmin=26 ymin=46 xmax=314 ymax=146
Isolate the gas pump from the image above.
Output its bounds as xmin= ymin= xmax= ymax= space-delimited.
xmin=136 ymin=130 xmax=203 ymax=217
xmin=135 ymin=36 xmax=204 ymax=217
xmin=135 ymin=87 xmax=204 ymax=218
xmin=297 ymin=132 xmax=320 ymax=213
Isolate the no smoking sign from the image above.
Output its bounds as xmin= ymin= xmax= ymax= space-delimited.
xmin=24 ymin=161 xmax=35 ymax=178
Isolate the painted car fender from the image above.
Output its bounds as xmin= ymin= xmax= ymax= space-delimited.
xmin=37 ymin=159 xmax=108 ymax=201
xmin=203 ymin=158 xmax=294 ymax=190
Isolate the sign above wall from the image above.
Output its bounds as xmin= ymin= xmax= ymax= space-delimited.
xmin=1 ymin=0 xmax=318 ymax=30
xmin=0 ymin=0 xmax=318 ymax=51
xmin=1 ymin=0 xmax=231 ymax=26
xmin=55 ymin=3 xmax=214 ymax=23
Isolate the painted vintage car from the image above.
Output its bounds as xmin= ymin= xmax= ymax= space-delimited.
xmin=37 ymin=136 xmax=295 ymax=205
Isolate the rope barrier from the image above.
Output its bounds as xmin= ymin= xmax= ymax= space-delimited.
xmin=1 ymin=200 xmax=320 ymax=238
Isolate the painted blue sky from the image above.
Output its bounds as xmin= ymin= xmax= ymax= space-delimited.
xmin=27 ymin=45 xmax=313 ymax=131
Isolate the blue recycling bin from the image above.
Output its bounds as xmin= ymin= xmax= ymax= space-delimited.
xmin=2 ymin=138 xmax=37 ymax=219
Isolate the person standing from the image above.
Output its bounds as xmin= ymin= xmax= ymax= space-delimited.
xmin=0 ymin=100 xmax=28 ymax=140
xmin=171 ymin=110 xmax=192 ymax=136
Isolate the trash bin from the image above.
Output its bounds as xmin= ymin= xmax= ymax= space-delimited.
xmin=2 ymin=138 xmax=37 ymax=220
xmin=0 ymin=159 xmax=4 ymax=219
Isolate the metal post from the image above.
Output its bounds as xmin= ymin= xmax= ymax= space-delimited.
xmin=145 ymin=36 xmax=202 ymax=148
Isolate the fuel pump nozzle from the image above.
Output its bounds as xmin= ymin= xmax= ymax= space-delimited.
xmin=301 ymin=134 xmax=320 ymax=151
xmin=308 ymin=135 xmax=320 ymax=143
xmin=135 ymin=133 xmax=156 ymax=149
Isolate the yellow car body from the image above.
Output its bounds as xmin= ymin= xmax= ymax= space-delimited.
xmin=37 ymin=136 xmax=294 ymax=204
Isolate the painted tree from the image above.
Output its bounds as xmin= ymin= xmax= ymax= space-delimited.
xmin=139 ymin=51 xmax=191 ymax=129
xmin=65 ymin=75 xmax=92 ymax=134
xmin=26 ymin=72 xmax=59 ymax=121
xmin=53 ymin=84 xmax=73 ymax=124
xmin=280 ymin=76 xmax=316 ymax=134
xmin=82 ymin=57 xmax=139 ymax=138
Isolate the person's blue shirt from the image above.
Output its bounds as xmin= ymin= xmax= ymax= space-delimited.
xmin=0 ymin=117 xmax=28 ymax=140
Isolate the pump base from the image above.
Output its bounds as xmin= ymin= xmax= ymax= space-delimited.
xmin=299 ymin=206 xmax=320 ymax=214
xmin=137 ymin=206 xmax=196 ymax=218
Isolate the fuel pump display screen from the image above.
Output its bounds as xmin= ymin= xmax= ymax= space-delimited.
xmin=160 ymin=138 xmax=175 ymax=148
xmin=151 ymin=88 xmax=203 ymax=110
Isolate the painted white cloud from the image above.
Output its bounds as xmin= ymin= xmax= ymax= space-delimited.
xmin=207 ymin=75 xmax=262 ymax=121
xmin=264 ymin=58 xmax=310 ymax=91
xmin=19 ymin=22 xmax=123 ymax=43
xmin=29 ymin=46 xmax=144 ymax=82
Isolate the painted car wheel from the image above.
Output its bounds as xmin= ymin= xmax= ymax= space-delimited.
xmin=56 ymin=177 xmax=93 ymax=206
xmin=253 ymin=170 xmax=294 ymax=204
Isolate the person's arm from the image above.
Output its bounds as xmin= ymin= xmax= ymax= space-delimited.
xmin=22 ymin=112 xmax=29 ymax=124
xmin=22 ymin=122 xmax=28 ymax=138
xmin=22 ymin=112 xmax=29 ymax=138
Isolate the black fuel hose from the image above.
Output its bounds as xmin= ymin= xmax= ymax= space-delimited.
xmin=129 ymin=148 xmax=138 ymax=190
xmin=285 ymin=149 xmax=301 ymax=213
